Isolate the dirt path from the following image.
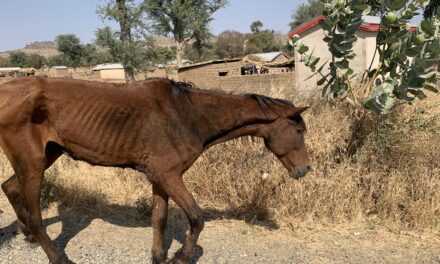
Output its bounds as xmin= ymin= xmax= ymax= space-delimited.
xmin=1 ymin=195 xmax=440 ymax=264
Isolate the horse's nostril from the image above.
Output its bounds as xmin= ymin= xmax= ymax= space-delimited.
xmin=306 ymin=165 xmax=312 ymax=171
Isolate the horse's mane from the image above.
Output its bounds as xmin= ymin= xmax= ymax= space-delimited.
xmin=170 ymin=80 xmax=193 ymax=101
xmin=169 ymin=80 xmax=293 ymax=107
xmin=244 ymin=93 xmax=293 ymax=113
xmin=168 ymin=80 xmax=303 ymax=127
xmin=244 ymin=94 xmax=306 ymax=130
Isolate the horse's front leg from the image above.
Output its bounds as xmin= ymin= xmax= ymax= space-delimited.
xmin=160 ymin=176 xmax=204 ymax=264
xmin=151 ymin=183 xmax=169 ymax=264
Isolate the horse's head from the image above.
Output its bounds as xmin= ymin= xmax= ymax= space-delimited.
xmin=263 ymin=107 xmax=311 ymax=179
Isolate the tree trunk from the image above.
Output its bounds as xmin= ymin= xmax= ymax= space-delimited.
xmin=176 ymin=42 xmax=184 ymax=68
xmin=117 ymin=0 xmax=135 ymax=83
xmin=124 ymin=68 xmax=136 ymax=83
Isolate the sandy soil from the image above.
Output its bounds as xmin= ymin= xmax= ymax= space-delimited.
xmin=1 ymin=195 xmax=440 ymax=264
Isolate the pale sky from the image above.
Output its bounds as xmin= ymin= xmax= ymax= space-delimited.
xmin=0 ymin=0 xmax=307 ymax=52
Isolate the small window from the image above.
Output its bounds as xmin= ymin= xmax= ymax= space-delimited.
xmin=219 ymin=71 xmax=229 ymax=77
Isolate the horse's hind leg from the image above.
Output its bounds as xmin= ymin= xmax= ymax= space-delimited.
xmin=2 ymin=139 xmax=69 ymax=264
xmin=1 ymin=174 xmax=35 ymax=240
xmin=1 ymin=146 xmax=62 ymax=243
xmin=151 ymin=183 xmax=169 ymax=264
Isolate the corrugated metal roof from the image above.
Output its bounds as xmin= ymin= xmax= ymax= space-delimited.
xmin=92 ymin=63 xmax=124 ymax=71
xmin=178 ymin=58 xmax=242 ymax=71
xmin=0 ymin=67 xmax=21 ymax=72
xmin=251 ymin=52 xmax=284 ymax=62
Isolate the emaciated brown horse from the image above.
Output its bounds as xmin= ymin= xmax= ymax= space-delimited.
xmin=0 ymin=77 xmax=311 ymax=264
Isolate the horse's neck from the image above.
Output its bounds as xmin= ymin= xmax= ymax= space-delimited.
xmin=190 ymin=91 xmax=275 ymax=147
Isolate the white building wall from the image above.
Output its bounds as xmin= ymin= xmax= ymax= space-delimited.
xmin=295 ymin=26 xmax=378 ymax=93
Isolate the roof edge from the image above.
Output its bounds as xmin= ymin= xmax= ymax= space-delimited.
xmin=288 ymin=15 xmax=326 ymax=38
xmin=178 ymin=58 xmax=242 ymax=70
xmin=288 ymin=15 xmax=417 ymax=37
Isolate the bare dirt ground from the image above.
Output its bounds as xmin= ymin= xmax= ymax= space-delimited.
xmin=1 ymin=195 xmax=439 ymax=264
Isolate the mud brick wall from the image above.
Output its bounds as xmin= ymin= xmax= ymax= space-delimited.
xmin=178 ymin=61 xmax=242 ymax=88
xmin=178 ymin=61 xmax=295 ymax=95
xmin=216 ymin=74 xmax=296 ymax=95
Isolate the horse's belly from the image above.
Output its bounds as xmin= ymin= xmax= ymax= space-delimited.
xmin=54 ymin=104 xmax=145 ymax=166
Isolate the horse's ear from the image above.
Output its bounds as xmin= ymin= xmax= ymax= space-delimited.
xmin=285 ymin=106 xmax=309 ymax=117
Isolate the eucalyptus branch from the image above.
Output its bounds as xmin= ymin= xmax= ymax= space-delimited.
xmin=289 ymin=0 xmax=440 ymax=115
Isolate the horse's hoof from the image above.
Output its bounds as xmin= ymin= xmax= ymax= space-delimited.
xmin=152 ymin=258 xmax=168 ymax=264
xmin=50 ymin=256 xmax=76 ymax=264
xmin=24 ymin=234 xmax=38 ymax=244
xmin=167 ymin=257 xmax=187 ymax=264
xmin=152 ymin=260 xmax=168 ymax=264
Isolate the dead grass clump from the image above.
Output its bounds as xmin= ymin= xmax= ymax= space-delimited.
xmin=41 ymin=156 xmax=149 ymax=211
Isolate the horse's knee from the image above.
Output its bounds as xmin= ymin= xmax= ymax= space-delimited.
xmin=2 ymin=178 xmax=20 ymax=203
xmin=1 ymin=182 xmax=7 ymax=194
xmin=189 ymin=209 xmax=204 ymax=233
xmin=1 ymin=178 xmax=12 ymax=194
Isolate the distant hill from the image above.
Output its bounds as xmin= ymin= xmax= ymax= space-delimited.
xmin=0 ymin=38 xmax=176 ymax=59
xmin=24 ymin=41 xmax=57 ymax=50
xmin=0 ymin=41 xmax=59 ymax=59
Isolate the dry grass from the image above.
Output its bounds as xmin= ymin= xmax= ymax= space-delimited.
xmin=0 ymin=80 xmax=439 ymax=232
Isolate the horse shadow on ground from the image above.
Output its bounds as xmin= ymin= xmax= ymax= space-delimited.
xmin=0 ymin=189 xmax=279 ymax=263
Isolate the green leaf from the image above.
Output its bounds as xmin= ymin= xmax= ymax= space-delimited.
xmin=329 ymin=45 xmax=345 ymax=58
xmin=316 ymin=61 xmax=329 ymax=73
xmin=319 ymin=19 xmax=333 ymax=32
xmin=332 ymin=43 xmax=350 ymax=53
xmin=406 ymin=46 xmax=422 ymax=57
xmin=424 ymin=83 xmax=439 ymax=93
xmin=428 ymin=42 xmax=440 ymax=55
xmin=394 ymin=87 xmax=415 ymax=102
xmin=420 ymin=20 xmax=434 ymax=35
xmin=297 ymin=44 xmax=309 ymax=54
xmin=411 ymin=90 xmax=428 ymax=99
xmin=367 ymin=69 xmax=377 ymax=79
xmin=418 ymin=71 xmax=437 ymax=79
xmin=352 ymin=4 xmax=371 ymax=15
xmin=382 ymin=37 xmax=400 ymax=44
xmin=346 ymin=19 xmax=362 ymax=34
xmin=323 ymin=36 xmax=333 ymax=42
xmin=375 ymin=94 xmax=395 ymax=114
xmin=335 ymin=60 xmax=349 ymax=70
xmin=321 ymin=77 xmax=335 ymax=96
xmin=384 ymin=0 xmax=406 ymax=11
xmin=346 ymin=52 xmax=356 ymax=60
xmin=290 ymin=34 xmax=300 ymax=43
xmin=317 ymin=76 xmax=327 ymax=85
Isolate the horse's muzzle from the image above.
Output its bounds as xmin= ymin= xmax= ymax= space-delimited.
xmin=291 ymin=165 xmax=311 ymax=179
